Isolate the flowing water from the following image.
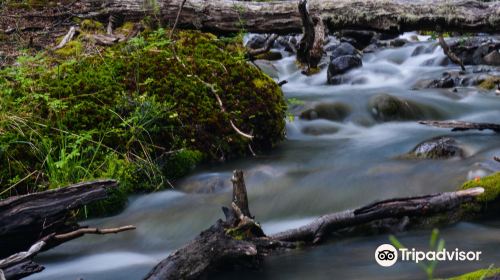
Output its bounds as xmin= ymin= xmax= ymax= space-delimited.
xmin=29 ymin=33 xmax=500 ymax=280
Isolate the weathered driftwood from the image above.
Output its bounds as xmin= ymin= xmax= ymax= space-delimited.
xmin=246 ymin=34 xmax=279 ymax=58
xmin=271 ymin=187 xmax=484 ymax=243
xmin=0 ymin=179 xmax=117 ymax=258
xmin=145 ymin=170 xmax=485 ymax=279
xmin=2 ymin=0 xmax=500 ymax=36
xmin=296 ymin=0 xmax=325 ymax=70
xmin=419 ymin=120 xmax=500 ymax=133
xmin=0 ymin=225 xmax=135 ymax=280
xmin=438 ymin=33 xmax=465 ymax=71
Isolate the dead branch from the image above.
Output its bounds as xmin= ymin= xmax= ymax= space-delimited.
xmin=169 ymin=0 xmax=187 ymax=39
xmin=53 ymin=26 xmax=77 ymax=50
xmin=438 ymin=33 xmax=465 ymax=71
xmin=246 ymin=34 xmax=279 ymax=58
xmin=271 ymin=187 xmax=484 ymax=243
xmin=419 ymin=120 xmax=500 ymax=133
xmin=0 ymin=225 xmax=136 ymax=279
xmin=146 ymin=169 xmax=486 ymax=279
xmin=53 ymin=225 xmax=136 ymax=241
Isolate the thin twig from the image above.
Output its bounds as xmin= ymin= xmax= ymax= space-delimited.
xmin=169 ymin=0 xmax=187 ymax=39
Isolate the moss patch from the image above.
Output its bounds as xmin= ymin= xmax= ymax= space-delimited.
xmin=460 ymin=172 xmax=500 ymax=203
xmin=478 ymin=76 xmax=500 ymax=90
xmin=0 ymin=29 xmax=286 ymax=215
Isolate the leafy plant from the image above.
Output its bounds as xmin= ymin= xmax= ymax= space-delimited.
xmin=390 ymin=228 xmax=445 ymax=280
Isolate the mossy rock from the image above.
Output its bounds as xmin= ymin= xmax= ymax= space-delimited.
xmin=461 ymin=172 xmax=500 ymax=203
xmin=0 ymin=29 xmax=286 ymax=215
xmin=368 ymin=94 xmax=443 ymax=122
xmin=404 ymin=137 xmax=465 ymax=159
xmin=447 ymin=267 xmax=500 ymax=280
xmin=478 ymin=76 xmax=500 ymax=90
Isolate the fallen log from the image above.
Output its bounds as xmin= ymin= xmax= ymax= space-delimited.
xmin=2 ymin=0 xmax=500 ymax=36
xmin=419 ymin=120 xmax=500 ymax=133
xmin=0 ymin=179 xmax=117 ymax=258
xmin=145 ymin=170 xmax=485 ymax=279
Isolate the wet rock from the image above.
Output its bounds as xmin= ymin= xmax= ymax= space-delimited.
xmin=483 ymin=50 xmax=500 ymax=66
xmin=405 ymin=137 xmax=464 ymax=159
xmin=339 ymin=30 xmax=377 ymax=50
xmin=329 ymin=42 xmax=360 ymax=60
xmin=412 ymin=71 xmax=469 ymax=89
xmin=246 ymin=34 xmax=267 ymax=49
xmin=300 ymin=102 xmax=351 ymax=122
xmin=254 ymin=51 xmax=283 ymax=61
xmin=327 ymin=55 xmax=362 ymax=85
xmin=252 ymin=60 xmax=279 ymax=79
xmin=301 ymin=125 xmax=339 ymax=136
xmin=449 ymin=37 xmax=500 ymax=65
xmin=368 ymin=94 xmax=442 ymax=122
xmin=275 ymin=35 xmax=298 ymax=53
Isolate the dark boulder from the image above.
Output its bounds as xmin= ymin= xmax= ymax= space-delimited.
xmin=405 ymin=137 xmax=465 ymax=159
xmin=329 ymin=42 xmax=360 ymax=59
xmin=327 ymin=55 xmax=362 ymax=85
xmin=339 ymin=30 xmax=377 ymax=50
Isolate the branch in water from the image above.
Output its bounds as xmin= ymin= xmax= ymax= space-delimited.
xmin=419 ymin=120 xmax=500 ymax=133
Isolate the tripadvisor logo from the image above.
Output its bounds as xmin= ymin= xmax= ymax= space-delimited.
xmin=375 ymin=244 xmax=398 ymax=267
xmin=375 ymin=244 xmax=482 ymax=267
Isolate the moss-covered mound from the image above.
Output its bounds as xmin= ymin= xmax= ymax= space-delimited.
xmin=461 ymin=172 xmax=500 ymax=203
xmin=0 ymin=29 xmax=285 ymax=214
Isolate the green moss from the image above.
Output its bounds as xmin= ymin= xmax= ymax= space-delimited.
xmin=447 ymin=267 xmax=500 ymax=280
xmin=460 ymin=172 xmax=500 ymax=203
xmin=0 ymin=29 xmax=286 ymax=215
xmin=54 ymin=40 xmax=83 ymax=57
xmin=80 ymin=19 xmax=104 ymax=32
xmin=478 ymin=76 xmax=500 ymax=90
xmin=164 ymin=149 xmax=203 ymax=179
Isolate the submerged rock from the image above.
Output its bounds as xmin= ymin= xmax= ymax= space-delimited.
xmin=405 ymin=137 xmax=465 ymax=159
xmin=301 ymin=124 xmax=339 ymax=136
xmin=299 ymin=102 xmax=351 ymax=122
xmin=368 ymin=94 xmax=442 ymax=122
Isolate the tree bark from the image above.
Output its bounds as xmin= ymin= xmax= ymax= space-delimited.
xmin=296 ymin=0 xmax=325 ymax=70
xmin=0 ymin=180 xmax=117 ymax=259
xmin=2 ymin=0 xmax=500 ymax=36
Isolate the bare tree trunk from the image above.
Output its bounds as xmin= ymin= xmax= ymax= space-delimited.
xmin=296 ymin=0 xmax=325 ymax=70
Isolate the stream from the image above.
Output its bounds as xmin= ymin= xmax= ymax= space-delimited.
xmin=29 ymin=33 xmax=500 ymax=280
